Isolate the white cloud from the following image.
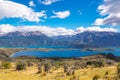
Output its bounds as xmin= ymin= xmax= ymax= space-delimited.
xmin=51 ymin=11 xmax=70 ymax=19
xmin=15 ymin=26 xmax=75 ymax=36
xmin=39 ymin=0 xmax=60 ymax=5
xmin=0 ymin=25 xmax=75 ymax=36
xmin=0 ymin=24 xmax=16 ymax=34
xmin=0 ymin=0 xmax=46 ymax=22
xmin=84 ymin=26 xmax=117 ymax=32
xmin=0 ymin=24 xmax=118 ymax=36
xmin=29 ymin=1 xmax=36 ymax=7
xmin=75 ymin=26 xmax=117 ymax=34
xmin=94 ymin=18 xmax=104 ymax=25
xmin=94 ymin=0 xmax=120 ymax=26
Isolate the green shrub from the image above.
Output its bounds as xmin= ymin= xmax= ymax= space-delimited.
xmin=117 ymin=63 xmax=120 ymax=74
xmin=117 ymin=63 xmax=120 ymax=78
xmin=86 ymin=61 xmax=104 ymax=68
xmin=27 ymin=61 xmax=34 ymax=67
xmin=37 ymin=66 xmax=42 ymax=73
xmin=55 ymin=61 xmax=65 ymax=67
xmin=16 ymin=62 xmax=27 ymax=70
xmin=2 ymin=61 xmax=11 ymax=69
xmin=92 ymin=75 xmax=100 ymax=80
xmin=43 ymin=63 xmax=51 ymax=73
xmin=63 ymin=64 xmax=75 ymax=76
xmin=105 ymin=71 xmax=109 ymax=75
xmin=66 ymin=69 xmax=75 ymax=76
xmin=37 ymin=62 xmax=43 ymax=73
xmin=64 ymin=64 xmax=69 ymax=73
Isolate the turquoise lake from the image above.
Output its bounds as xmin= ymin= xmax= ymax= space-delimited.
xmin=10 ymin=47 xmax=120 ymax=58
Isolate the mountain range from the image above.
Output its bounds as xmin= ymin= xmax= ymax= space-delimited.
xmin=0 ymin=31 xmax=120 ymax=48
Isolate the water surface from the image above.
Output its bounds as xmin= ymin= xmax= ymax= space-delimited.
xmin=10 ymin=47 xmax=120 ymax=58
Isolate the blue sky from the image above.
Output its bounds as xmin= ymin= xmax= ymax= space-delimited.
xmin=0 ymin=0 xmax=120 ymax=36
xmin=0 ymin=0 xmax=102 ymax=28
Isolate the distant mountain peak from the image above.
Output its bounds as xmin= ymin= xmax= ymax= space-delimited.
xmin=21 ymin=31 xmax=44 ymax=36
xmin=0 ymin=31 xmax=120 ymax=47
xmin=3 ymin=31 xmax=45 ymax=37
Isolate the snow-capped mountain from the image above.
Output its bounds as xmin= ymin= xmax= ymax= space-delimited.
xmin=0 ymin=31 xmax=120 ymax=47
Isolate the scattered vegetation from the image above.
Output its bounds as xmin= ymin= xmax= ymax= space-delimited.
xmin=2 ymin=61 xmax=11 ymax=69
xmin=16 ymin=61 xmax=27 ymax=70
xmin=0 ymin=52 xmax=119 ymax=80
xmin=27 ymin=61 xmax=34 ymax=67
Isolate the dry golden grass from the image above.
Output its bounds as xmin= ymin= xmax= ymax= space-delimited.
xmin=0 ymin=63 xmax=117 ymax=80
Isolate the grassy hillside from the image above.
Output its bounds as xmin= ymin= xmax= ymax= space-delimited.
xmin=0 ymin=63 xmax=117 ymax=80
xmin=0 ymin=56 xmax=119 ymax=80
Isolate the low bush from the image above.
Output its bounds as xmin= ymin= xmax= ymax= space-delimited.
xmin=117 ymin=63 xmax=120 ymax=78
xmin=2 ymin=61 xmax=11 ymax=69
xmin=43 ymin=63 xmax=51 ymax=73
xmin=86 ymin=61 xmax=104 ymax=68
xmin=92 ymin=75 xmax=100 ymax=80
xmin=37 ymin=62 xmax=43 ymax=73
xmin=66 ymin=69 xmax=75 ymax=76
xmin=37 ymin=66 xmax=42 ymax=73
xmin=27 ymin=61 xmax=34 ymax=67
xmin=105 ymin=71 xmax=109 ymax=75
xmin=117 ymin=63 xmax=120 ymax=74
xmin=63 ymin=64 xmax=75 ymax=76
xmin=16 ymin=62 xmax=27 ymax=70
